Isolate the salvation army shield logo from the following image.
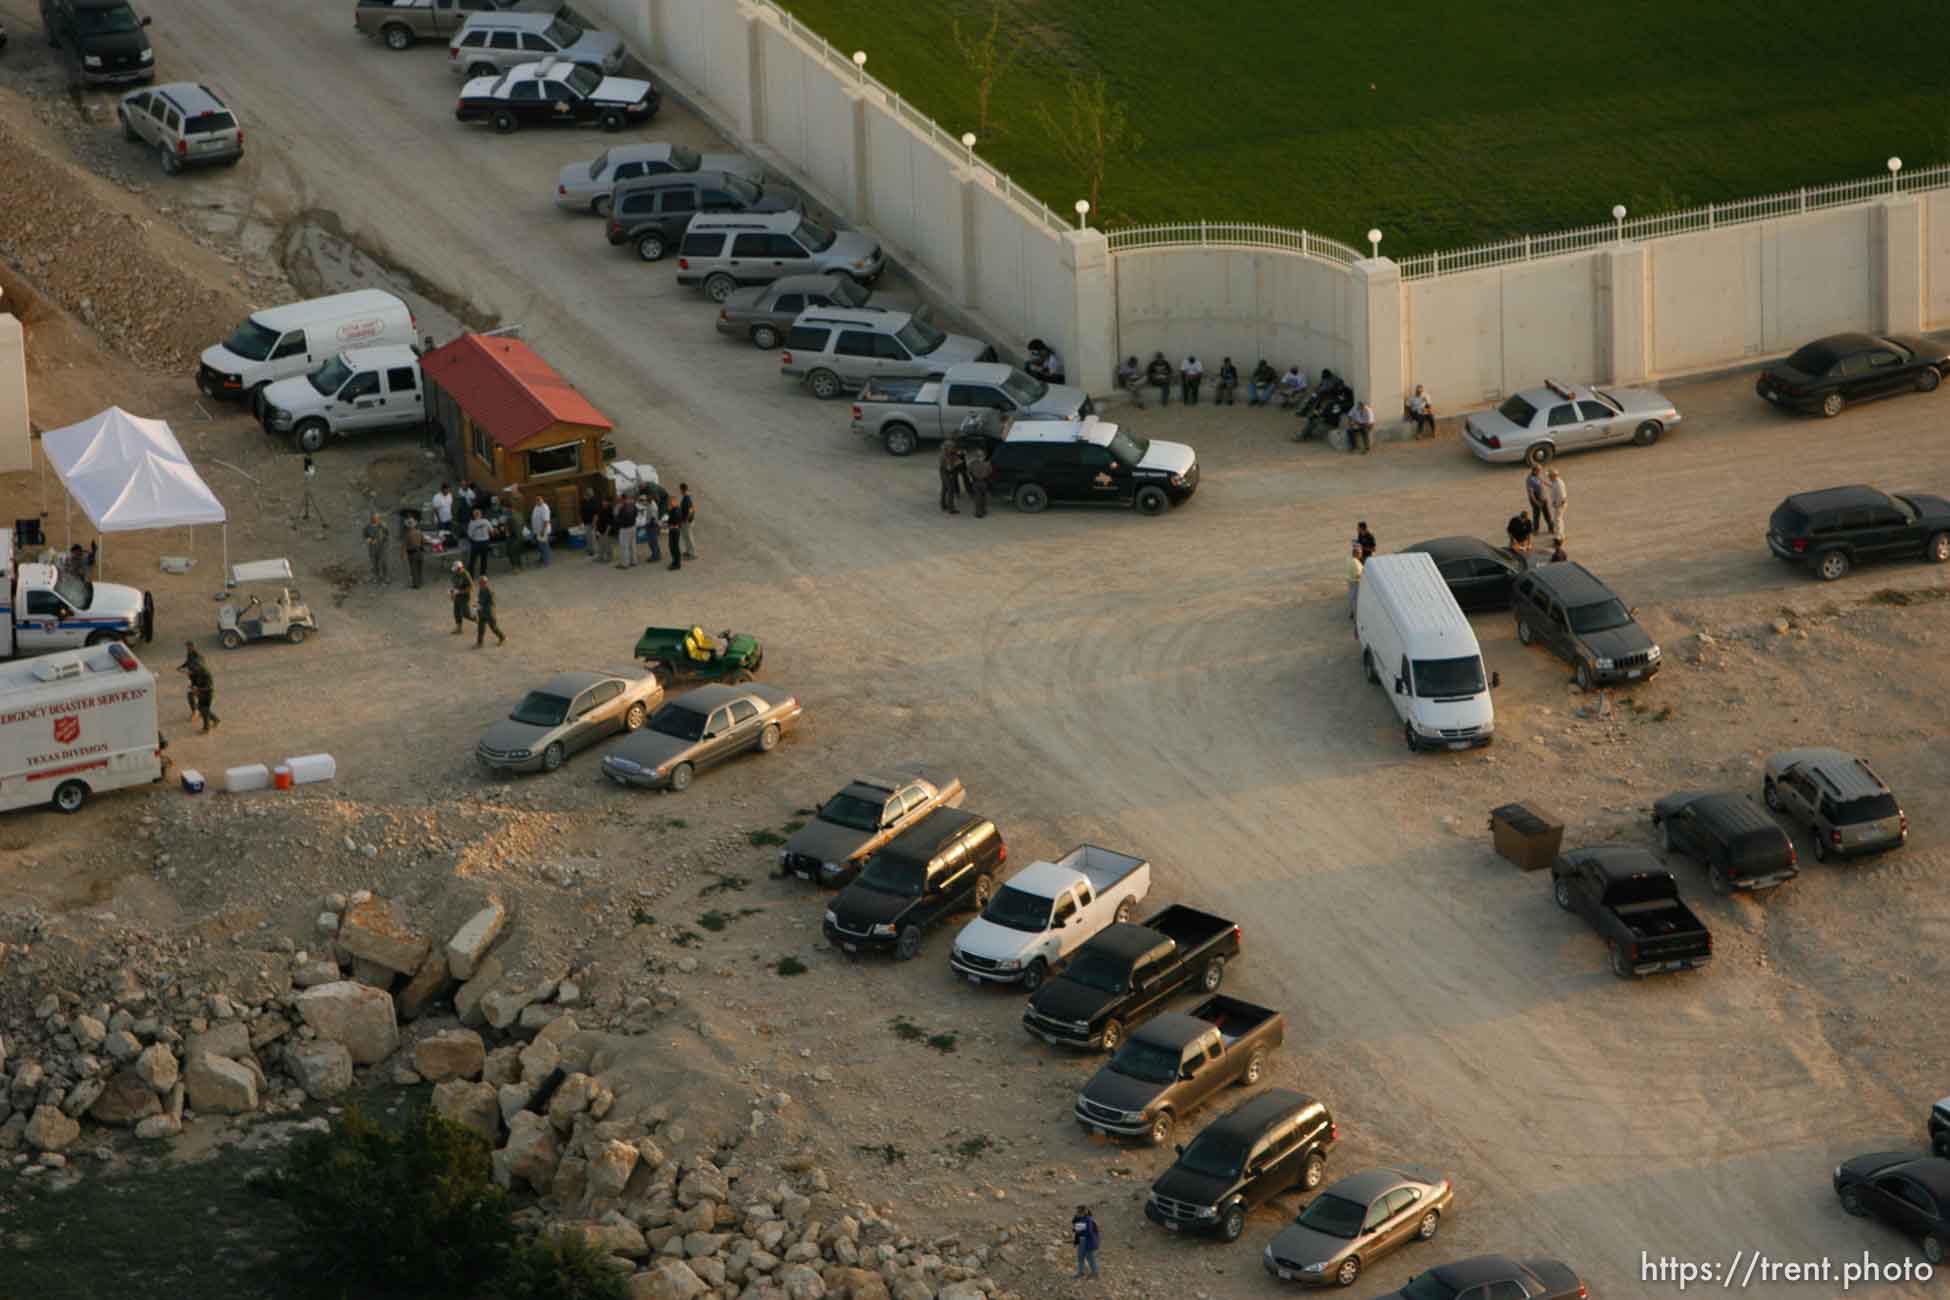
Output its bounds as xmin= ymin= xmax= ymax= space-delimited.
xmin=53 ymin=715 xmax=79 ymax=744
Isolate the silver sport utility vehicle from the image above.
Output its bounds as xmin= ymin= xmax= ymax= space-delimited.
xmin=676 ymin=210 xmax=883 ymax=302
xmin=1761 ymin=748 xmax=1906 ymax=862
xmin=780 ymin=308 xmax=994 ymax=399
xmin=117 ymin=82 xmax=242 ymax=175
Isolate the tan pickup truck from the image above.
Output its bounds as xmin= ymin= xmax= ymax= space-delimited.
xmin=777 ymin=768 xmax=966 ymax=888
xmin=353 ymin=0 xmax=558 ymax=50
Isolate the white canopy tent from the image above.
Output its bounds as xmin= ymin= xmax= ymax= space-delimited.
xmin=40 ymin=407 xmax=228 ymax=575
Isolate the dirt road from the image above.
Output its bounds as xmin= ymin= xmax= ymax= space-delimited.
xmin=3 ymin=3 xmax=1948 ymax=1296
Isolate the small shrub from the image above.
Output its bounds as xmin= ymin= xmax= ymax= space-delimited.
xmin=698 ymin=911 xmax=729 ymax=932
xmin=793 ymin=807 xmax=816 ymax=817
xmin=776 ymin=955 xmax=809 ymax=977
xmin=781 ymin=820 xmax=806 ymax=834
xmin=670 ymin=929 xmax=701 ymax=948
xmin=889 ymin=1016 xmax=925 ymax=1042
xmin=956 ymin=1134 xmax=994 ymax=1159
xmin=698 ymin=872 xmax=748 ymax=896
xmin=748 ymin=829 xmax=786 ymax=847
xmin=926 ymin=1032 xmax=959 ymax=1054
xmin=855 ymin=1142 xmax=906 ymax=1165
xmin=629 ymin=908 xmax=656 ymax=927
xmin=497 ymin=1234 xmax=628 ymax=1300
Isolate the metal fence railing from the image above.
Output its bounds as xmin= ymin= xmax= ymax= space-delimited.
xmin=1102 ymin=162 xmax=1950 ymax=279
xmin=763 ymin=2 xmax=1070 ymax=236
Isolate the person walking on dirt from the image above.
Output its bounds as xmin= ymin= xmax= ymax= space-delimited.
xmin=401 ymin=516 xmax=425 ymax=589
xmin=1356 ymin=521 xmax=1377 ymax=560
xmin=579 ymin=489 xmax=599 ymax=561
xmin=665 ymin=504 xmax=684 ymax=572
xmin=1524 ymin=465 xmax=1554 ymax=536
xmin=1071 ymin=1206 xmax=1101 ymax=1280
xmin=431 ymin=482 xmax=455 ymax=534
xmin=676 ymin=483 xmax=697 ymax=560
xmin=184 ymin=650 xmax=219 ymax=733
xmin=1347 ymin=540 xmax=1364 ymax=620
xmin=591 ymin=493 xmax=614 ymax=564
xmin=939 ymin=438 xmax=965 ymax=514
xmin=966 ymin=444 xmax=994 ymax=518
xmin=1546 ymin=467 xmax=1569 ymax=541
xmin=473 ymin=575 xmax=505 ymax=647
xmin=449 ymin=562 xmax=473 ymax=634
xmin=176 ymin=641 xmax=205 ymax=721
xmin=615 ymin=495 xmax=639 ymax=569
xmin=465 ymin=508 xmax=493 ymax=578
xmin=363 ymin=512 xmax=390 ymax=585
xmin=529 ymin=494 xmax=553 ymax=567
xmin=299 ymin=455 xmax=318 ymax=522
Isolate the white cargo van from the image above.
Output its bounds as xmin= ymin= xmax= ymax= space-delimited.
xmin=0 ymin=642 xmax=162 ymax=814
xmin=196 ymin=290 xmax=414 ymax=405
xmin=1356 ymin=552 xmax=1495 ymax=751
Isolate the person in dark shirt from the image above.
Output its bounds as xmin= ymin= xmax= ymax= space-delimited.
xmin=1071 ymin=1205 xmax=1101 ymax=1279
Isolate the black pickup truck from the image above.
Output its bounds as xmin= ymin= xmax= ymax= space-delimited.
xmin=1022 ymin=905 xmax=1240 ymax=1051
xmin=1551 ymin=845 xmax=1712 ymax=979
xmin=1075 ymin=995 xmax=1284 ymax=1147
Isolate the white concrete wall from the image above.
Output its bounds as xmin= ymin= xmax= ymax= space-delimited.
xmin=1112 ymin=248 xmax=1354 ymax=384
xmin=1919 ymin=192 xmax=1950 ymax=329
xmin=1404 ymin=254 xmax=1601 ymax=405
xmin=0 ymin=311 xmax=27 ymax=476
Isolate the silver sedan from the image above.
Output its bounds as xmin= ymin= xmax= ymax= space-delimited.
xmin=1463 ymin=378 xmax=1681 ymax=465
xmin=476 ymin=669 xmax=663 ymax=774
xmin=555 ymin=142 xmax=763 ymax=215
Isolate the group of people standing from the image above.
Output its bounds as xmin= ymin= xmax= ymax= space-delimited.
xmin=937 ymin=425 xmax=994 ymax=517
xmin=574 ymin=482 xmax=698 ymax=572
xmin=1509 ymin=464 xmax=1570 ymax=566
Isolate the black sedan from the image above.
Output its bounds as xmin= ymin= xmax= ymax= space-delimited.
xmin=1757 ymin=333 xmax=1950 ymax=418
xmin=1834 ymin=1151 xmax=1949 ymax=1265
xmin=1381 ymin=1254 xmax=1584 ymax=1300
xmin=456 ymin=58 xmax=660 ymax=135
xmin=1403 ymin=537 xmax=1523 ymax=612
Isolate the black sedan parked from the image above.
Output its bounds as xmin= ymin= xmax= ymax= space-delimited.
xmin=1403 ymin=537 xmax=1523 ymax=612
xmin=1757 ymin=333 xmax=1950 ymax=418
xmin=1380 ymin=1254 xmax=1585 ymax=1300
xmin=456 ymin=58 xmax=660 ymax=135
xmin=1834 ymin=1151 xmax=1950 ymax=1265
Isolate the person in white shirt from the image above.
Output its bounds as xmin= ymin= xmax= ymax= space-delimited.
xmin=1546 ymin=468 xmax=1569 ymax=540
xmin=1118 ymin=356 xmax=1145 ymax=407
xmin=465 ymin=508 xmax=494 ymax=578
xmin=1180 ymin=355 xmax=1204 ymax=405
xmin=1277 ymin=366 xmax=1308 ymax=408
xmin=431 ymin=483 xmax=455 ymax=532
xmin=1346 ymin=400 xmax=1376 ymax=454
xmin=529 ymin=496 xmax=554 ymax=567
xmin=1405 ymin=384 xmax=1436 ymax=436
xmin=1347 ymin=541 xmax=1364 ymax=619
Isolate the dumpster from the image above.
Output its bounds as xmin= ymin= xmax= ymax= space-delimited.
xmin=1489 ymin=802 xmax=1562 ymax=871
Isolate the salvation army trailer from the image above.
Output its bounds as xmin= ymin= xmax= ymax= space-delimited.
xmin=0 ymin=642 xmax=162 ymax=814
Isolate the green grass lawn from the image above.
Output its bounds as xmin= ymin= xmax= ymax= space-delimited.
xmin=774 ymin=0 xmax=1950 ymax=253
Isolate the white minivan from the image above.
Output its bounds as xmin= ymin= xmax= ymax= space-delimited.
xmin=1356 ymin=552 xmax=1495 ymax=751
xmin=196 ymin=289 xmax=414 ymax=407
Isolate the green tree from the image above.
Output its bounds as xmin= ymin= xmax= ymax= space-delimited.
xmin=1035 ymin=73 xmax=1143 ymax=218
xmin=951 ymin=1 xmax=1024 ymax=135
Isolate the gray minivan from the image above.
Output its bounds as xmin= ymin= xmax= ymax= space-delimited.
xmin=779 ymin=308 xmax=995 ymax=399
xmin=675 ymin=210 xmax=883 ymax=302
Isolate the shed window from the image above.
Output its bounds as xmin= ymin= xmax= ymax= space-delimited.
xmin=527 ymin=441 xmax=582 ymax=477
xmin=471 ymin=420 xmax=496 ymax=470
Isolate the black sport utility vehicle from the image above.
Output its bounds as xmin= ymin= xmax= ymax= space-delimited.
xmin=42 ymin=0 xmax=152 ymax=85
xmin=988 ymin=419 xmax=1198 ymax=517
xmin=823 ymin=808 xmax=1005 ymax=961
xmin=1766 ymin=484 xmax=1950 ymax=582
xmin=605 ymin=172 xmax=799 ymax=263
xmin=1144 ymin=1088 xmax=1336 ymax=1242
xmin=1512 ymin=562 xmax=1660 ymax=690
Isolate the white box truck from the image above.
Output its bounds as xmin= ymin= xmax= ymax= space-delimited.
xmin=1356 ymin=552 xmax=1495 ymax=751
xmin=0 ymin=533 xmax=154 ymax=657
xmin=0 ymin=642 xmax=162 ymax=814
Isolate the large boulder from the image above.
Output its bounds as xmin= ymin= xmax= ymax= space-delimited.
xmin=285 ymin=1039 xmax=355 ymax=1100
xmin=184 ymin=1052 xmax=258 ymax=1114
xmin=430 ymin=1079 xmax=500 ymax=1144
xmin=133 ymin=1043 xmax=179 ymax=1093
xmin=502 ymin=1111 xmax=561 ymax=1191
xmin=337 ymin=895 xmax=431 ymax=975
xmin=677 ymin=1166 xmax=730 ymax=1207
xmin=88 ymin=1069 xmax=162 ymax=1126
xmin=778 ymin=1264 xmax=827 ymax=1300
xmin=23 ymin=1105 xmax=79 ymax=1153
xmin=396 ymin=951 xmax=454 ymax=1021
xmin=586 ymin=1137 xmax=640 ymax=1198
xmin=628 ymin=1260 xmax=707 ymax=1300
xmin=186 ymin=1021 xmax=252 ymax=1064
xmin=445 ymin=901 xmax=507 ymax=980
xmin=296 ymin=981 xmax=399 ymax=1065
xmin=412 ymin=1029 xmax=485 ymax=1083
xmin=452 ymin=954 xmax=506 ymax=1028
xmin=480 ymin=979 xmax=553 ymax=1031
xmin=554 ymin=1218 xmax=648 ymax=1260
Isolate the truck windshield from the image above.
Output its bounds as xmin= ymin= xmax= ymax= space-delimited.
xmin=510 ymin=692 xmax=570 ymax=727
xmin=1292 ymin=1192 xmax=1365 ymax=1240
xmin=1400 ymin=1272 xmax=1462 ymax=1300
xmin=1001 ymin=370 xmax=1048 ymax=407
xmin=1174 ymin=1132 xmax=1244 ymax=1180
xmin=308 ymin=354 xmax=355 ymax=396
xmin=1568 ymin=598 xmax=1632 ymax=634
xmin=53 ymin=572 xmax=92 ymax=610
xmin=223 ymin=317 xmax=281 ymax=362
xmin=857 ymin=854 xmax=924 ymax=897
xmin=817 ymin=792 xmax=883 ymax=833
xmin=1411 ymin=656 xmax=1485 ymax=698
xmin=793 ymin=218 xmax=837 ymax=252
xmin=1061 ymin=949 xmax=1127 ymax=994
xmin=895 ymin=316 xmax=947 ymax=357
xmin=1105 ymin=428 xmax=1150 ymax=466
xmin=1107 ymin=1040 xmax=1178 ymax=1085
xmin=980 ymin=886 xmax=1051 ymax=933
xmin=76 ymin=3 xmax=142 ymax=34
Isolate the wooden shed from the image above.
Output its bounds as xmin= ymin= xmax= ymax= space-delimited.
xmin=421 ymin=333 xmax=615 ymax=523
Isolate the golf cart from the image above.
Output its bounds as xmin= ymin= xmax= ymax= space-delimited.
xmin=218 ymin=558 xmax=318 ymax=648
xmin=635 ymin=624 xmax=763 ymax=685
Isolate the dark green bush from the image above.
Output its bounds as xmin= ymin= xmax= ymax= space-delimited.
xmin=499 ymin=1235 xmax=629 ymax=1300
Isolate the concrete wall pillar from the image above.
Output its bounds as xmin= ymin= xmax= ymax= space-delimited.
xmin=728 ymin=2 xmax=765 ymax=143
xmin=843 ymin=89 xmax=875 ymax=223
xmin=1348 ymin=258 xmax=1403 ymax=412
xmin=1060 ymin=229 xmax=1115 ymax=396
xmin=0 ymin=312 xmax=26 ymax=476
xmin=643 ymin=0 xmax=664 ymax=60
xmin=1603 ymin=243 xmax=1649 ymax=384
xmin=1877 ymin=196 xmax=1923 ymax=335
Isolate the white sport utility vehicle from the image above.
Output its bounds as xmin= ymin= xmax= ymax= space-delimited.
xmin=257 ymin=345 xmax=425 ymax=452
xmin=116 ymin=82 xmax=242 ymax=175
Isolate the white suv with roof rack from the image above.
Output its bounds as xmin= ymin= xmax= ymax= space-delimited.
xmin=116 ymin=82 xmax=242 ymax=175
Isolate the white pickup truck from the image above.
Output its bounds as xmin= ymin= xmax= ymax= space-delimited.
xmin=0 ymin=534 xmax=152 ymax=659
xmin=950 ymin=844 xmax=1150 ymax=991
xmin=257 ymin=345 xmax=425 ymax=453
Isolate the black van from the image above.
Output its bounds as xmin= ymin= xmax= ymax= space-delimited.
xmin=823 ymin=808 xmax=1005 ymax=961
xmin=1651 ymin=791 xmax=1798 ymax=893
xmin=1145 ymin=1088 xmax=1337 ymax=1242
xmin=42 ymin=0 xmax=152 ymax=86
